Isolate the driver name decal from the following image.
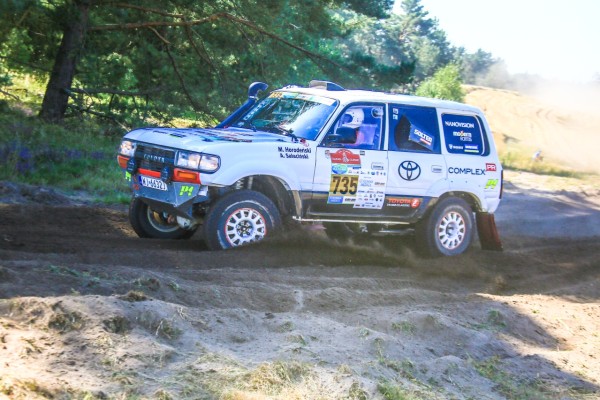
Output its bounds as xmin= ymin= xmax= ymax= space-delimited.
xmin=278 ymin=146 xmax=311 ymax=159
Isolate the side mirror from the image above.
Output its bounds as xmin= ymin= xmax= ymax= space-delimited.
xmin=326 ymin=126 xmax=357 ymax=145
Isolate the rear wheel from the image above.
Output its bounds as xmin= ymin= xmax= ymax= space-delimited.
xmin=129 ymin=197 xmax=196 ymax=239
xmin=415 ymin=197 xmax=473 ymax=257
xmin=203 ymin=190 xmax=281 ymax=250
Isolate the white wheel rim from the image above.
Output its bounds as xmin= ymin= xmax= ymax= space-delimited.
xmin=224 ymin=207 xmax=267 ymax=246
xmin=147 ymin=209 xmax=180 ymax=233
xmin=437 ymin=211 xmax=466 ymax=250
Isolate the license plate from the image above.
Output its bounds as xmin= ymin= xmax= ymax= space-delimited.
xmin=139 ymin=176 xmax=167 ymax=191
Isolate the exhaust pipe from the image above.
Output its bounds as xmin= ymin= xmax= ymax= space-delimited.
xmin=216 ymin=82 xmax=268 ymax=128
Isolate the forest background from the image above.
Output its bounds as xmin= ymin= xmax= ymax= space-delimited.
xmin=1 ymin=0 xmax=593 ymax=200
xmin=1 ymin=0 xmax=533 ymax=125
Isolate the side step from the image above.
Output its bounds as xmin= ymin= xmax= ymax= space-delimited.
xmin=476 ymin=212 xmax=503 ymax=251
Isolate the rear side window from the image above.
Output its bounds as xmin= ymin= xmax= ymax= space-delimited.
xmin=389 ymin=105 xmax=440 ymax=153
xmin=442 ymin=114 xmax=487 ymax=156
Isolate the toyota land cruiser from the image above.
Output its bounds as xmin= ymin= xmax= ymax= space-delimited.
xmin=117 ymin=80 xmax=503 ymax=256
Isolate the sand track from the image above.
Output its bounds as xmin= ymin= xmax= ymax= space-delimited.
xmin=1 ymin=174 xmax=599 ymax=399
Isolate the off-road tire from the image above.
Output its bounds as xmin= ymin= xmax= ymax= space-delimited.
xmin=203 ymin=190 xmax=281 ymax=250
xmin=415 ymin=197 xmax=473 ymax=257
xmin=129 ymin=197 xmax=196 ymax=240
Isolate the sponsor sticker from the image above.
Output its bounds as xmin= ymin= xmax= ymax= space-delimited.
xmin=387 ymin=197 xmax=422 ymax=208
xmin=332 ymin=164 xmax=348 ymax=174
xmin=330 ymin=149 xmax=361 ymax=166
xmin=327 ymin=150 xmax=387 ymax=209
xmin=327 ymin=196 xmax=344 ymax=204
xmin=485 ymin=179 xmax=499 ymax=190
xmin=448 ymin=167 xmax=486 ymax=175
xmin=179 ymin=185 xmax=194 ymax=196
xmin=486 ymin=163 xmax=497 ymax=172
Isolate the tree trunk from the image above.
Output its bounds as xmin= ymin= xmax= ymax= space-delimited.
xmin=39 ymin=1 xmax=90 ymax=122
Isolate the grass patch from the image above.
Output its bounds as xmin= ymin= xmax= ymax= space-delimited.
xmin=48 ymin=311 xmax=84 ymax=333
xmin=103 ymin=315 xmax=132 ymax=334
xmin=377 ymin=380 xmax=437 ymax=400
xmin=120 ymin=290 xmax=149 ymax=302
xmin=500 ymin=151 xmax=586 ymax=179
xmin=473 ymin=356 xmax=554 ymax=399
xmin=391 ymin=321 xmax=416 ymax=335
xmin=0 ymin=106 xmax=129 ymax=203
xmin=136 ymin=311 xmax=181 ymax=340
xmin=471 ymin=309 xmax=507 ymax=331
xmin=166 ymin=354 xmax=387 ymax=399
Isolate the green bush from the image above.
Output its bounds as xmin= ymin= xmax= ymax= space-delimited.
xmin=415 ymin=64 xmax=465 ymax=102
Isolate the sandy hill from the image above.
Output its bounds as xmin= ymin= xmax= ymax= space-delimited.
xmin=464 ymin=85 xmax=600 ymax=174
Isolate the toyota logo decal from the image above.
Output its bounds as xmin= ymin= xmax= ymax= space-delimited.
xmin=398 ymin=161 xmax=421 ymax=181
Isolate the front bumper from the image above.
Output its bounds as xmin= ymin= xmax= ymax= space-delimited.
xmin=124 ymin=170 xmax=208 ymax=219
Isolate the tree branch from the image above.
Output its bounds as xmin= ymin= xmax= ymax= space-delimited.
xmin=68 ymin=87 xmax=162 ymax=96
xmin=89 ymin=12 xmax=349 ymax=71
xmin=89 ymin=12 xmax=225 ymax=31
xmin=107 ymin=2 xmax=184 ymax=19
xmin=0 ymin=89 xmax=20 ymax=101
xmin=164 ymin=45 xmax=203 ymax=112
xmin=148 ymin=26 xmax=171 ymax=45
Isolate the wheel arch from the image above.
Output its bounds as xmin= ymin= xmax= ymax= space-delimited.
xmin=437 ymin=191 xmax=482 ymax=213
xmin=217 ymin=174 xmax=299 ymax=219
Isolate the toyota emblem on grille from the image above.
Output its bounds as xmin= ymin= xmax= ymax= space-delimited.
xmin=398 ymin=161 xmax=421 ymax=181
xmin=143 ymin=154 xmax=166 ymax=163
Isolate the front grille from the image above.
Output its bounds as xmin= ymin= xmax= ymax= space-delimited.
xmin=136 ymin=144 xmax=175 ymax=172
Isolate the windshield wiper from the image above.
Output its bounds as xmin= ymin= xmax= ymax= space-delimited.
xmin=274 ymin=125 xmax=300 ymax=142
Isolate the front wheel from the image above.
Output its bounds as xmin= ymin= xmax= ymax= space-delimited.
xmin=203 ymin=190 xmax=281 ymax=250
xmin=129 ymin=197 xmax=197 ymax=240
xmin=415 ymin=197 xmax=474 ymax=257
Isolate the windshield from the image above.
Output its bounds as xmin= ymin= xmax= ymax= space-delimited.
xmin=233 ymin=91 xmax=338 ymax=140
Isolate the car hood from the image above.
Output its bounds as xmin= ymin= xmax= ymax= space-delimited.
xmin=124 ymin=127 xmax=294 ymax=151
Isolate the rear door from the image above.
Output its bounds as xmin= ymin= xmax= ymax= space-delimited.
xmin=383 ymin=104 xmax=448 ymax=218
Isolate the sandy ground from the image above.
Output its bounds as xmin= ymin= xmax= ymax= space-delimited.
xmin=465 ymin=85 xmax=600 ymax=174
xmin=0 ymin=170 xmax=599 ymax=400
xmin=1 ymin=86 xmax=600 ymax=399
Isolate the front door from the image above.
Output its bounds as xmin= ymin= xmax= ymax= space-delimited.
xmin=308 ymin=103 xmax=388 ymax=218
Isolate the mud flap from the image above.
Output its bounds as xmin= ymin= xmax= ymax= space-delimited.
xmin=476 ymin=212 xmax=503 ymax=251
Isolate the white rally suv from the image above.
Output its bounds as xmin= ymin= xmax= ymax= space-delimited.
xmin=117 ymin=80 xmax=503 ymax=256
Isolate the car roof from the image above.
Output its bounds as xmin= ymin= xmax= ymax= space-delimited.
xmin=277 ymin=86 xmax=482 ymax=114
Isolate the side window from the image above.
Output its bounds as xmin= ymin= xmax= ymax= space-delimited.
xmin=389 ymin=105 xmax=440 ymax=153
xmin=442 ymin=114 xmax=487 ymax=156
xmin=323 ymin=104 xmax=384 ymax=150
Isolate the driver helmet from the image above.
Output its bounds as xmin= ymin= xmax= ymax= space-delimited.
xmin=341 ymin=108 xmax=364 ymax=128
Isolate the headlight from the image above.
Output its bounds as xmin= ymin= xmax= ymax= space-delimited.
xmin=176 ymin=151 xmax=220 ymax=172
xmin=199 ymin=154 xmax=220 ymax=172
xmin=119 ymin=140 xmax=136 ymax=157
xmin=176 ymin=151 xmax=202 ymax=169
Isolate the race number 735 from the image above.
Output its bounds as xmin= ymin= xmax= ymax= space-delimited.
xmin=329 ymin=175 xmax=358 ymax=195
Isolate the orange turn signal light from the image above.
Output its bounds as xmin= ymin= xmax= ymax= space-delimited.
xmin=173 ymin=168 xmax=200 ymax=184
xmin=117 ymin=155 xmax=129 ymax=169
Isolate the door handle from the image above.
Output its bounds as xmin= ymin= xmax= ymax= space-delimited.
xmin=371 ymin=162 xmax=385 ymax=170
